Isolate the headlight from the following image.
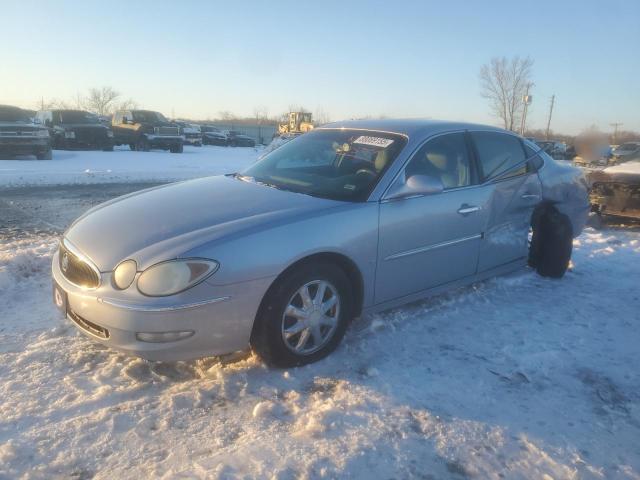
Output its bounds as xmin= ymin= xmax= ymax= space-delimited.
xmin=64 ymin=131 xmax=76 ymax=139
xmin=113 ymin=259 xmax=137 ymax=290
xmin=137 ymin=259 xmax=219 ymax=297
xmin=36 ymin=129 xmax=49 ymax=137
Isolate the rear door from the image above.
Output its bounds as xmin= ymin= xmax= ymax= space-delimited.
xmin=469 ymin=131 xmax=542 ymax=272
xmin=375 ymin=132 xmax=490 ymax=304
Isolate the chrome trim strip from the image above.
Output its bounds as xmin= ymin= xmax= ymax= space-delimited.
xmin=384 ymin=234 xmax=482 ymax=261
xmin=61 ymin=238 xmax=102 ymax=289
xmin=97 ymin=296 xmax=231 ymax=312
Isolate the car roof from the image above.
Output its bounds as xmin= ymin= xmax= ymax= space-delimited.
xmin=318 ymin=118 xmax=508 ymax=138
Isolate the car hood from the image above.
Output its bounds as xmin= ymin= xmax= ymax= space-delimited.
xmin=65 ymin=175 xmax=343 ymax=271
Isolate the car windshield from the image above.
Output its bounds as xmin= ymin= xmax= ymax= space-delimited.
xmin=58 ymin=111 xmax=100 ymax=124
xmin=239 ymin=129 xmax=407 ymax=201
xmin=132 ymin=111 xmax=167 ymax=123
xmin=0 ymin=106 xmax=31 ymax=123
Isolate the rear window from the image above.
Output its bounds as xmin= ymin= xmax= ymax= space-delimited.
xmin=471 ymin=132 xmax=527 ymax=181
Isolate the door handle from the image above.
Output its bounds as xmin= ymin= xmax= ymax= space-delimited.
xmin=521 ymin=194 xmax=540 ymax=200
xmin=457 ymin=205 xmax=481 ymax=215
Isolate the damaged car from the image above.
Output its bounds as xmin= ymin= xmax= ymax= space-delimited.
xmin=52 ymin=120 xmax=589 ymax=367
xmin=589 ymin=160 xmax=640 ymax=220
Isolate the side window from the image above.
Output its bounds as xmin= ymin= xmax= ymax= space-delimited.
xmin=405 ymin=133 xmax=473 ymax=189
xmin=471 ymin=132 xmax=527 ymax=181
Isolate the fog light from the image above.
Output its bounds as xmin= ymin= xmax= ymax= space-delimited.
xmin=135 ymin=331 xmax=194 ymax=343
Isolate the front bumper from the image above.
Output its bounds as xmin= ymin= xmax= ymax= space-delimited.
xmin=0 ymin=137 xmax=50 ymax=155
xmin=184 ymin=136 xmax=202 ymax=145
xmin=144 ymin=134 xmax=184 ymax=148
xmin=58 ymin=137 xmax=113 ymax=150
xmin=52 ymin=250 xmax=274 ymax=361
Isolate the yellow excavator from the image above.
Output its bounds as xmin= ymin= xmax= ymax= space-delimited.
xmin=278 ymin=112 xmax=314 ymax=135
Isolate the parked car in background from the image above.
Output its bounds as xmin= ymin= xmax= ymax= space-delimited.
xmin=533 ymin=140 xmax=568 ymax=160
xmin=174 ymin=121 xmax=202 ymax=147
xmin=611 ymin=142 xmax=640 ymax=164
xmin=0 ymin=105 xmax=52 ymax=160
xmin=201 ymin=125 xmax=228 ymax=146
xmin=589 ymin=160 xmax=640 ymax=220
xmin=112 ymin=110 xmax=184 ymax=153
xmin=36 ymin=109 xmax=114 ymax=151
xmin=226 ymin=130 xmax=256 ymax=147
xmin=52 ymin=119 xmax=589 ymax=367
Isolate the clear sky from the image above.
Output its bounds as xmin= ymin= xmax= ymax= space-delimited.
xmin=1 ymin=0 xmax=638 ymax=134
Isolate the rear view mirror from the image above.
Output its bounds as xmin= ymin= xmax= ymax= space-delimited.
xmin=384 ymin=174 xmax=444 ymax=201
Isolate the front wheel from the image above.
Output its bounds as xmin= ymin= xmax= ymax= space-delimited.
xmin=529 ymin=210 xmax=573 ymax=278
xmin=135 ymin=137 xmax=150 ymax=152
xmin=251 ymin=263 xmax=353 ymax=367
xmin=170 ymin=143 xmax=184 ymax=153
xmin=36 ymin=150 xmax=52 ymax=160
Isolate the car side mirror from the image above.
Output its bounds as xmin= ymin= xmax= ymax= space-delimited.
xmin=384 ymin=174 xmax=444 ymax=201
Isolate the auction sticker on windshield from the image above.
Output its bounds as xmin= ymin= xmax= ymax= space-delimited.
xmin=353 ymin=136 xmax=394 ymax=148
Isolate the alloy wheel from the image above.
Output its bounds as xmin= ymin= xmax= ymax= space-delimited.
xmin=281 ymin=280 xmax=340 ymax=355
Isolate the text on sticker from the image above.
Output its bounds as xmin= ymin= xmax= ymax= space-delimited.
xmin=353 ymin=136 xmax=394 ymax=148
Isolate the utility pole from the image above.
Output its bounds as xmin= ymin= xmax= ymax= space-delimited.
xmin=609 ymin=122 xmax=623 ymax=144
xmin=545 ymin=95 xmax=555 ymax=140
xmin=520 ymin=82 xmax=533 ymax=135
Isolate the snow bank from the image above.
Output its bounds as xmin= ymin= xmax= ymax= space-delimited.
xmin=1 ymin=224 xmax=639 ymax=478
xmin=0 ymin=145 xmax=260 ymax=188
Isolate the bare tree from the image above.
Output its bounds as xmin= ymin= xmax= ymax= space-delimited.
xmin=480 ymin=56 xmax=534 ymax=131
xmin=85 ymin=86 xmax=121 ymax=116
xmin=218 ymin=110 xmax=236 ymax=121
xmin=253 ymin=106 xmax=269 ymax=124
xmin=314 ymin=107 xmax=331 ymax=125
xmin=39 ymin=98 xmax=71 ymax=110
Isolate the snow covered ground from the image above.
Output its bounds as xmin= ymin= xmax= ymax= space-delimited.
xmin=0 ymin=149 xmax=639 ymax=479
xmin=0 ymin=145 xmax=259 ymax=187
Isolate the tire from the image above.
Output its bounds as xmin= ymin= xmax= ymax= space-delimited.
xmin=103 ymin=145 xmax=114 ymax=152
xmin=170 ymin=143 xmax=184 ymax=153
xmin=36 ymin=150 xmax=52 ymax=160
xmin=135 ymin=137 xmax=150 ymax=152
xmin=129 ymin=143 xmax=136 ymax=151
xmin=251 ymin=263 xmax=354 ymax=367
xmin=529 ymin=210 xmax=573 ymax=278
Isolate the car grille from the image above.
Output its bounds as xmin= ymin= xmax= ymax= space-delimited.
xmin=0 ymin=127 xmax=39 ymax=137
xmin=73 ymin=127 xmax=107 ymax=144
xmin=155 ymin=126 xmax=180 ymax=136
xmin=68 ymin=309 xmax=110 ymax=339
xmin=59 ymin=242 xmax=100 ymax=289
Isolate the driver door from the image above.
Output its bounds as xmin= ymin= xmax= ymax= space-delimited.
xmin=375 ymin=132 xmax=489 ymax=304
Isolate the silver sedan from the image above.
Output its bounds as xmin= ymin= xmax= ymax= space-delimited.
xmin=52 ymin=120 xmax=590 ymax=367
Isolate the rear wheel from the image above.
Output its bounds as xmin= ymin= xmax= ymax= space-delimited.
xmin=529 ymin=210 xmax=573 ymax=278
xmin=251 ymin=263 xmax=353 ymax=367
xmin=129 ymin=143 xmax=136 ymax=151
xmin=170 ymin=143 xmax=184 ymax=153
